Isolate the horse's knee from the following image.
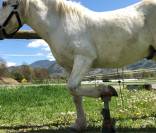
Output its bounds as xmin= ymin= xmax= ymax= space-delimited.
xmin=67 ymin=80 xmax=79 ymax=95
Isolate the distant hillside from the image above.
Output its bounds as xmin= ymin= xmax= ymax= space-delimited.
xmin=7 ymin=59 xmax=156 ymax=79
xmin=28 ymin=59 xmax=156 ymax=77
xmin=48 ymin=62 xmax=65 ymax=76
xmin=127 ymin=59 xmax=156 ymax=70
xmin=29 ymin=60 xmax=65 ymax=76
xmin=30 ymin=60 xmax=54 ymax=69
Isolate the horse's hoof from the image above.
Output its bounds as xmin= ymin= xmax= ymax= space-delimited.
xmin=106 ymin=85 xmax=118 ymax=96
xmin=69 ymin=124 xmax=86 ymax=132
xmin=69 ymin=119 xmax=87 ymax=132
xmin=98 ymin=85 xmax=118 ymax=98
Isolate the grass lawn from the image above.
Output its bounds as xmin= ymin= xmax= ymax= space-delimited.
xmin=0 ymin=85 xmax=155 ymax=132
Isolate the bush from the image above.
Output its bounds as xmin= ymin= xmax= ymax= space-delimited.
xmin=11 ymin=70 xmax=23 ymax=82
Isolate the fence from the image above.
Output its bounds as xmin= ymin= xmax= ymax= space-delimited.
xmin=84 ymin=68 xmax=156 ymax=81
xmin=2 ymin=30 xmax=41 ymax=39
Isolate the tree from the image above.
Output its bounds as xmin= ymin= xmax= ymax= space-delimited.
xmin=19 ymin=64 xmax=33 ymax=81
xmin=11 ymin=70 xmax=23 ymax=82
xmin=0 ymin=58 xmax=8 ymax=77
xmin=33 ymin=68 xmax=50 ymax=80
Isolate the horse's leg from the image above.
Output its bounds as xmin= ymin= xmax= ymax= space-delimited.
xmin=68 ymin=56 xmax=112 ymax=98
xmin=68 ymin=55 xmax=93 ymax=130
xmin=71 ymin=95 xmax=86 ymax=130
xmin=68 ymin=55 xmax=112 ymax=130
xmin=65 ymin=68 xmax=86 ymax=130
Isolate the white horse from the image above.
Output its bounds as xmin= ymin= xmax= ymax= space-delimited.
xmin=0 ymin=0 xmax=156 ymax=130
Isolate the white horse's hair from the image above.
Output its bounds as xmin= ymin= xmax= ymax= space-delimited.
xmin=18 ymin=0 xmax=29 ymax=17
xmin=1 ymin=0 xmax=156 ymax=131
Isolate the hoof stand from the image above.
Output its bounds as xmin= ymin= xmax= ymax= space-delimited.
xmin=101 ymin=85 xmax=118 ymax=133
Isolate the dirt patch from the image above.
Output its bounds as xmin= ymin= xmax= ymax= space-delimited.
xmin=0 ymin=77 xmax=19 ymax=85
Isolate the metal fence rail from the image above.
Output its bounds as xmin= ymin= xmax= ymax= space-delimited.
xmin=84 ymin=69 xmax=156 ymax=81
xmin=2 ymin=30 xmax=41 ymax=39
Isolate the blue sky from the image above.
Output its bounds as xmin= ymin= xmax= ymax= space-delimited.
xmin=0 ymin=0 xmax=140 ymax=66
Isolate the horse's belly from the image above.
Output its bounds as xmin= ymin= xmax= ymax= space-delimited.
xmin=94 ymin=56 xmax=142 ymax=68
xmin=95 ymin=58 xmax=138 ymax=68
xmin=94 ymin=43 xmax=149 ymax=68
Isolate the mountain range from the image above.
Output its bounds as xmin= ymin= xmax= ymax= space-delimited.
xmin=30 ymin=60 xmax=65 ymax=77
xmin=28 ymin=59 xmax=156 ymax=77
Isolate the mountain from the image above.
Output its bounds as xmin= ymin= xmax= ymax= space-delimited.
xmin=127 ymin=59 xmax=156 ymax=70
xmin=30 ymin=60 xmax=54 ymax=69
xmin=29 ymin=60 xmax=65 ymax=76
xmin=29 ymin=59 xmax=156 ymax=76
xmin=7 ymin=59 xmax=156 ymax=78
xmin=48 ymin=62 xmax=65 ymax=76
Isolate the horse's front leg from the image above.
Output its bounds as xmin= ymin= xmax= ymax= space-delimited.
xmin=68 ymin=55 xmax=94 ymax=131
xmin=68 ymin=54 xmax=112 ymax=130
xmin=71 ymin=95 xmax=86 ymax=130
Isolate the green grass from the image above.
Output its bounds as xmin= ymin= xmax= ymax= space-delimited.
xmin=0 ymin=85 xmax=155 ymax=132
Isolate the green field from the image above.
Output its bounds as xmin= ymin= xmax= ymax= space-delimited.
xmin=0 ymin=85 xmax=155 ymax=132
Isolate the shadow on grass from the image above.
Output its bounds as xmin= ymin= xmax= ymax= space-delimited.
xmin=21 ymin=127 xmax=156 ymax=133
xmin=1 ymin=125 xmax=156 ymax=133
xmin=1 ymin=126 xmax=100 ymax=133
xmin=0 ymin=114 xmax=156 ymax=133
xmin=26 ymin=126 xmax=100 ymax=133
